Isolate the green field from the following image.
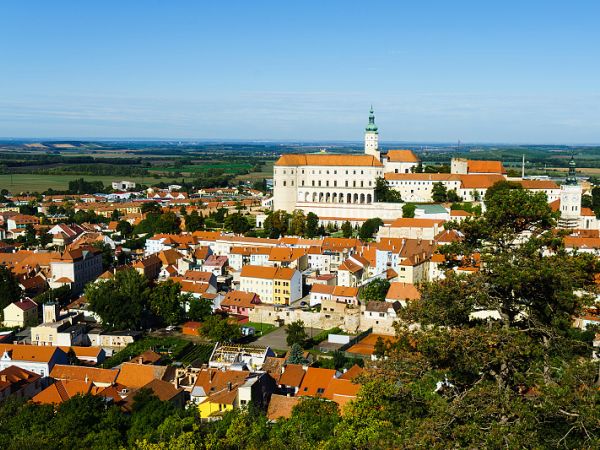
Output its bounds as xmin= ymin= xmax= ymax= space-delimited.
xmin=0 ymin=174 xmax=196 ymax=193
xmin=158 ymin=162 xmax=253 ymax=174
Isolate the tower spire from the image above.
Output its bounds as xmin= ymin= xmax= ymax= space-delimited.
xmin=566 ymin=152 xmax=577 ymax=185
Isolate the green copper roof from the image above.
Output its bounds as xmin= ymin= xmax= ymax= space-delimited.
xmin=365 ymin=106 xmax=378 ymax=133
xmin=566 ymin=153 xmax=578 ymax=185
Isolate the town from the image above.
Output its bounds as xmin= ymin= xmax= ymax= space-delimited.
xmin=0 ymin=109 xmax=598 ymax=447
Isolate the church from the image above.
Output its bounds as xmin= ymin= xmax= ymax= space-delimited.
xmin=272 ymin=108 xmax=418 ymax=222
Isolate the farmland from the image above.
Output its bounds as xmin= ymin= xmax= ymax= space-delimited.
xmin=0 ymin=174 xmax=196 ymax=193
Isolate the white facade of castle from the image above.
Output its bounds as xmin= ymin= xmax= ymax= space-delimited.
xmin=272 ymin=109 xmax=418 ymax=221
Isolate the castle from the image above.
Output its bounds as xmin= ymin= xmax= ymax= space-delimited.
xmin=272 ymin=108 xmax=419 ymax=222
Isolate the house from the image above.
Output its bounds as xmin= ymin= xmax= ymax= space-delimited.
xmin=337 ymin=254 xmax=370 ymax=287
xmin=266 ymin=394 xmax=300 ymax=421
xmin=0 ymin=344 xmax=69 ymax=377
xmin=385 ymin=282 xmax=421 ymax=307
xmin=133 ymin=254 xmax=161 ymax=280
xmin=360 ymin=301 xmax=402 ymax=335
xmin=208 ymin=343 xmax=275 ymax=371
xmin=87 ymin=329 xmax=142 ymax=349
xmin=32 ymin=379 xmax=97 ymax=405
xmin=6 ymin=214 xmax=39 ymax=232
xmin=297 ymin=367 xmax=338 ymax=397
xmin=0 ymin=366 xmax=43 ymax=402
xmin=50 ymin=365 xmax=118 ymax=387
xmin=239 ymin=265 xmax=302 ymax=305
xmin=49 ymin=246 xmax=103 ymax=294
xmin=3 ymin=299 xmax=38 ymax=328
xmin=182 ymin=321 xmax=202 ymax=336
xmin=220 ymin=291 xmax=261 ymax=317
xmin=202 ymin=255 xmax=228 ymax=276
xmin=379 ymin=218 xmax=445 ymax=241
xmin=309 ymin=285 xmax=359 ymax=307
xmin=276 ymin=363 xmax=306 ymax=395
xmin=115 ymin=362 xmax=169 ymax=390
xmin=123 ymin=379 xmax=186 ymax=410
xmin=192 ymin=368 xmax=276 ymax=420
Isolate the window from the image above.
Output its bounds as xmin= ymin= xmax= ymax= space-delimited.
xmin=317 ymin=388 xmax=325 ymax=394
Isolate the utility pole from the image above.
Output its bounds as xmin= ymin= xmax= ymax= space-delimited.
xmin=522 ymin=154 xmax=525 ymax=179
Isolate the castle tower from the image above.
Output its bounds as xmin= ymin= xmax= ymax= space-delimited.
xmin=364 ymin=106 xmax=380 ymax=160
xmin=558 ymin=153 xmax=581 ymax=228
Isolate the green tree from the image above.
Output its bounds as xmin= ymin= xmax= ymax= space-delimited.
xmin=373 ymin=336 xmax=387 ymax=359
xmin=341 ymin=220 xmax=353 ymax=238
xmin=263 ymin=210 xmax=290 ymax=238
xmin=224 ymin=213 xmax=251 ymax=234
xmin=85 ymin=268 xmax=151 ymax=329
xmin=374 ymin=177 xmax=402 ymax=203
xmin=287 ymin=210 xmax=305 ymax=236
xmin=286 ymin=343 xmax=307 ymax=364
xmin=305 ymin=212 xmax=319 ymax=238
xmin=185 ymin=210 xmax=204 ymax=232
xmin=402 ymin=202 xmax=416 ymax=218
xmin=286 ymin=320 xmax=308 ymax=347
xmin=359 ymin=278 xmax=390 ymax=302
xmin=0 ymin=266 xmax=22 ymax=318
xmin=431 ymin=182 xmax=448 ymax=202
xmin=141 ymin=201 xmax=161 ymax=214
xmin=149 ymin=280 xmax=186 ymax=326
xmin=187 ymin=298 xmax=213 ymax=322
xmin=116 ymin=220 xmax=133 ymax=237
xmin=201 ymin=315 xmax=241 ymax=342
xmin=358 ymin=218 xmax=383 ymax=241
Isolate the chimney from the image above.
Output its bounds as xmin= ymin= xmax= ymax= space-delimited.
xmin=228 ymin=382 xmax=232 ymax=391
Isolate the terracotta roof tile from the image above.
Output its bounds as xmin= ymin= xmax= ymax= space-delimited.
xmin=275 ymin=154 xmax=383 ymax=168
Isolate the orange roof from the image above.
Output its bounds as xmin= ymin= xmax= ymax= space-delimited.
xmin=346 ymin=334 xmax=397 ymax=356
xmin=182 ymin=270 xmax=213 ymax=283
xmin=384 ymin=173 xmax=459 ymax=182
xmin=275 ymin=154 xmax=383 ymax=167
xmin=459 ymin=174 xmax=506 ymax=189
xmin=339 ymin=364 xmax=363 ymax=381
xmin=323 ymin=378 xmax=361 ymax=404
xmin=240 ymin=265 xmax=296 ymax=280
xmin=50 ymin=365 xmax=118 ymax=385
xmin=386 ymin=149 xmax=419 ymax=163
xmin=267 ymin=394 xmax=300 ymax=421
xmin=332 ymin=286 xmax=359 ymax=297
xmin=517 ymin=179 xmax=559 ymax=190
xmin=115 ymin=362 xmax=168 ymax=389
xmin=0 ymin=366 xmax=41 ymax=392
xmin=0 ymin=344 xmax=64 ymax=363
xmin=390 ymin=218 xmax=445 ymax=228
xmin=32 ymin=380 xmax=94 ymax=405
xmin=221 ymin=290 xmax=260 ymax=309
xmin=311 ymin=284 xmax=335 ymax=295
xmin=386 ymin=282 xmax=421 ymax=301
xmin=59 ymin=346 xmax=104 ymax=359
xmin=297 ymin=367 xmax=337 ymax=397
xmin=278 ymin=364 xmax=306 ymax=387
xmin=467 ymin=160 xmax=506 ymax=174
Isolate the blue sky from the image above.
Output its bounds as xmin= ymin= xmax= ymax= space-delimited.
xmin=1 ymin=1 xmax=599 ymax=143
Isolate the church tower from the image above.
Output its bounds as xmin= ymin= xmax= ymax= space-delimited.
xmin=558 ymin=153 xmax=582 ymax=228
xmin=364 ymin=106 xmax=380 ymax=160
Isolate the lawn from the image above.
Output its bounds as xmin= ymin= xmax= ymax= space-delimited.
xmin=0 ymin=174 xmax=196 ymax=193
xmin=101 ymin=336 xmax=191 ymax=368
xmin=244 ymin=321 xmax=277 ymax=336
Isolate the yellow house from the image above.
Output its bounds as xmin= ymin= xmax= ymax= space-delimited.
xmin=3 ymin=299 xmax=38 ymax=328
xmin=198 ymin=389 xmax=236 ymax=419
